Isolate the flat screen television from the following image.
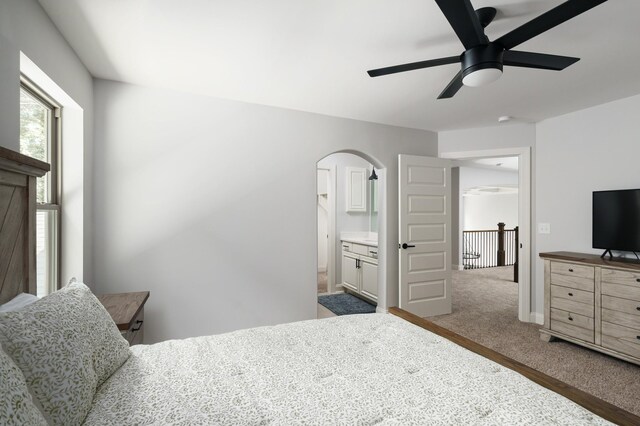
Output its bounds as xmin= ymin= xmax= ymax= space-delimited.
xmin=593 ymin=189 xmax=640 ymax=256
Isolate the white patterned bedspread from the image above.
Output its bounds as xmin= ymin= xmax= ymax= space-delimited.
xmin=84 ymin=314 xmax=610 ymax=425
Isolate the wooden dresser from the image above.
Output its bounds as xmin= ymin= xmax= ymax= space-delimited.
xmin=540 ymin=252 xmax=640 ymax=365
xmin=98 ymin=291 xmax=149 ymax=346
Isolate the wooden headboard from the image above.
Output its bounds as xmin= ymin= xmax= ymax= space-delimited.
xmin=0 ymin=146 xmax=49 ymax=304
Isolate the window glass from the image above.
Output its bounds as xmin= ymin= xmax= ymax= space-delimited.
xmin=19 ymin=89 xmax=51 ymax=204
xmin=20 ymin=85 xmax=59 ymax=296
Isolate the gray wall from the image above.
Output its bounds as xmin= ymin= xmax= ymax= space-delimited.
xmin=0 ymin=0 xmax=94 ymax=284
xmin=536 ymin=93 xmax=640 ymax=313
xmin=438 ymin=123 xmax=537 ymax=154
xmin=93 ymin=79 xmax=438 ymax=343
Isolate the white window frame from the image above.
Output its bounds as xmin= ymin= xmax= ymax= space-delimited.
xmin=20 ymin=76 xmax=62 ymax=294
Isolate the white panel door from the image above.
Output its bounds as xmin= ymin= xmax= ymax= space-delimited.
xmin=399 ymin=155 xmax=451 ymax=317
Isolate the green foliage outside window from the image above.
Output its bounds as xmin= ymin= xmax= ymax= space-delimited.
xmin=19 ymin=90 xmax=48 ymax=203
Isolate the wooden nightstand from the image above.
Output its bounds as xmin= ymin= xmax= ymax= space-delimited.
xmin=98 ymin=291 xmax=149 ymax=346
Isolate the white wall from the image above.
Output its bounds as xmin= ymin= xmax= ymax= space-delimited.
xmin=317 ymin=153 xmax=373 ymax=285
xmin=536 ymin=92 xmax=640 ymax=314
xmin=459 ymin=166 xmax=519 ymax=193
xmin=460 ymin=166 xmax=519 ymax=229
xmin=439 ymin=123 xmax=536 ymax=155
xmin=317 ymin=200 xmax=328 ymax=272
xmin=0 ymin=0 xmax=94 ymax=285
xmin=463 ymin=194 xmax=518 ymax=231
xmin=93 ymin=79 xmax=438 ymax=343
xmin=316 ymin=168 xmax=329 ymax=272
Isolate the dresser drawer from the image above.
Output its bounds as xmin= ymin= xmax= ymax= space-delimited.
xmin=341 ymin=242 xmax=353 ymax=252
xmin=602 ymin=294 xmax=640 ymax=331
xmin=551 ymin=308 xmax=594 ymax=331
xmin=602 ymin=322 xmax=640 ymax=359
xmin=602 ymin=308 xmax=640 ymax=331
xmin=551 ymin=310 xmax=594 ymax=343
xmin=601 ymin=268 xmax=640 ymax=287
xmin=550 ymin=285 xmax=593 ymax=317
xmin=550 ymin=261 xmax=594 ymax=280
xmin=602 ymin=281 xmax=640 ymax=303
xmin=550 ymin=285 xmax=594 ymax=305
xmin=550 ymin=272 xmax=594 ymax=292
xmin=602 ymin=295 xmax=640 ymax=317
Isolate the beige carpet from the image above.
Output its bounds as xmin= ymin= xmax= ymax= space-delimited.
xmin=430 ymin=266 xmax=640 ymax=417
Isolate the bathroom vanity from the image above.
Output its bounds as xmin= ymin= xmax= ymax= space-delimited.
xmin=341 ymin=236 xmax=378 ymax=303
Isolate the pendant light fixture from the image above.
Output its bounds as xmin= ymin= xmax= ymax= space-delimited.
xmin=369 ymin=168 xmax=378 ymax=180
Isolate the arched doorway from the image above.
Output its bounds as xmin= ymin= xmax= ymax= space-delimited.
xmin=315 ymin=151 xmax=386 ymax=318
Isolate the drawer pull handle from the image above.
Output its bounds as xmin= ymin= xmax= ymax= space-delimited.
xmin=568 ymin=316 xmax=573 ymax=321
xmin=568 ymin=292 xmax=573 ymax=297
xmin=568 ymin=268 xmax=574 ymax=272
xmin=636 ymin=278 xmax=640 ymax=283
xmin=131 ymin=320 xmax=143 ymax=332
xmin=637 ymin=307 xmax=640 ymax=311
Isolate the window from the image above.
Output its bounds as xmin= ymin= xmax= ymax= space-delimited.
xmin=19 ymin=79 xmax=61 ymax=297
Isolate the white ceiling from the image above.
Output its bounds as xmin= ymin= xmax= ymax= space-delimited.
xmin=38 ymin=0 xmax=640 ymax=131
xmin=471 ymin=156 xmax=519 ymax=170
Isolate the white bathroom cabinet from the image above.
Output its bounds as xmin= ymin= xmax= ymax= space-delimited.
xmin=341 ymin=240 xmax=378 ymax=303
xmin=345 ymin=167 xmax=367 ymax=212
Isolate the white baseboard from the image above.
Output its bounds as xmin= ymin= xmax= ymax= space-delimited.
xmin=376 ymin=306 xmax=388 ymax=314
xmin=452 ymin=264 xmax=464 ymax=271
xmin=529 ymin=312 xmax=544 ymax=325
xmin=317 ymin=267 xmax=327 ymax=273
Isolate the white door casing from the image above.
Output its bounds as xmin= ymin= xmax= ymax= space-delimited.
xmin=439 ymin=147 xmax=531 ymax=323
xmin=399 ymin=155 xmax=452 ymax=317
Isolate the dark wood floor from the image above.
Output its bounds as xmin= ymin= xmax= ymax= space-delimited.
xmin=390 ymin=307 xmax=640 ymax=426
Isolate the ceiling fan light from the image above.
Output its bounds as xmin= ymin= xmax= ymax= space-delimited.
xmin=462 ymin=67 xmax=503 ymax=87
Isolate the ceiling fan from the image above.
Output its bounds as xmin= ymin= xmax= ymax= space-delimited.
xmin=367 ymin=0 xmax=608 ymax=99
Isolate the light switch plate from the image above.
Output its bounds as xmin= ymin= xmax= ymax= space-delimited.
xmin=538 ymin=223 xmax=551 ymax=234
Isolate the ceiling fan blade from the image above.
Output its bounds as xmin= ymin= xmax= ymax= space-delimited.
xmin=437 ymin=71 xmax=463 ymax=99
xmin=495 ymin=0 xmax=607 ymax=50
xmin=434 ymin=0 xmax=488 ymax=49
xmin=503 ymin=50 xmax=580 ymax=71
xmin=367 ymin=56 xmax=460 ymax=77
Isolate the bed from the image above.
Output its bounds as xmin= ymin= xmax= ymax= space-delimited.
xmin=0 ymin=147 xmax=633 ymax=425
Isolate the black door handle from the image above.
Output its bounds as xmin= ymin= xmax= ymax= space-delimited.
xmin=402 ymin=243 xmax=415 ymax=249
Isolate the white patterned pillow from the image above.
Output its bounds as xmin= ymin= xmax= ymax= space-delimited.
xmin=0 ymin=282 xmax=131 ymax=426
xmin=0 ymin=345 xmax=47 ymax=425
